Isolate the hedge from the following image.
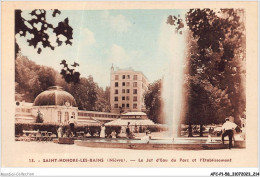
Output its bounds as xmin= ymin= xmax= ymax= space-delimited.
xmin=15 ymin=123 xmax=121 ymax=137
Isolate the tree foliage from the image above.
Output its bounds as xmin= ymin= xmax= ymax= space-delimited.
xmin=15 ymin=56 xmax=110 ymax=112
xmin=15 ymin=9 xmax=73 ymax=56
xmin=144 ymin=79 xmax=163 ymax=124
xmin=60 ymin=60 xmax=81 ymax=84
xmin=15 ymin=9 xmax=81 ymax=84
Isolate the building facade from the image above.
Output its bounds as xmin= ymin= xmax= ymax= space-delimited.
xmin=15 ymin=86 xmax=119 ymax=125
xmin=110 ymin=66 xmax=149 ymax=113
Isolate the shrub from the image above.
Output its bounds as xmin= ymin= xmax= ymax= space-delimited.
xmin=146 ymin=125 xmax=168 ymax=132
xmin=105 ymin=126 xmax=121 ymax=137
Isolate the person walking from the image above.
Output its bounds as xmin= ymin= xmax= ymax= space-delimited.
xmin=221 ymin=117 xmax=237 ymax=149
xmin=207 ymin=127 xmax=214 ymax=143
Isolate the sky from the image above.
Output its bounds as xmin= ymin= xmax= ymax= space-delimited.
xmin=17 ymin=9 xmax=186 ymax=88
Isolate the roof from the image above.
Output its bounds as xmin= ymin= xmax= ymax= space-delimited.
xmin=112 ymin=67 xmax=149 ymax=83
xmin=122 ymin=112 xmax=147 ymax=116
xmin=33 ymin=86 xmax=77 ymax=107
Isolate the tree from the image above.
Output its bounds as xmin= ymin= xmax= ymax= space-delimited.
xmin=168 ymin=8 xmax=246 ymax=135
xmin=15 ymin=55 xmax=41 ymax=102
xmin=185 ymin=9 xmax=246 ymax=125
xmin=15 ymin=9 xmax=80 ymax=83
xmin=15 ymin=9 xmax=72 ymax=56
xmin=67 ymin=76 xmax=98 ymax=111
xmin=15 ymin=56 xmax=110 ymax=113
xmin=60 ymin=60 xmax=81 ymax=84
xmin=144 ymin=79 xmax=163 ymax=124
xmin=95 ymin=86 xmax=111 ymax=112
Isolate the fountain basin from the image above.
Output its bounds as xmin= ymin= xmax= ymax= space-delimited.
xmin=74 ymin=138 xmax=245 ymax=150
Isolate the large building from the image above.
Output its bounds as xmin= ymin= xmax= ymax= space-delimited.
xmin=15 ymin=86 xmax=119 ymax=125
xmin=110 ymin=66 xmax=149 ymax=113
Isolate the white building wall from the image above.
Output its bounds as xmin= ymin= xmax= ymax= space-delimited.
xmin=110 ymin=67 xmax=149 ymax=113
xmin=31 ymin=106 xmax=78 ymax=124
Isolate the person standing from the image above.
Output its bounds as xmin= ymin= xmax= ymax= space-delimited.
xmin=69 ymin=116 xmax=75 ymax=137
xmin=57 ymin=126 xmax=63 ymax=138
xmin=221 ymin=117 xmax=237 ymax=149
xmin=206 ymin=127 xmax=215 ymax=143
xmin=126 ymin=122 xmax=131 ymax=139
xmin=100 ymin=124 xmax=106 ymax=138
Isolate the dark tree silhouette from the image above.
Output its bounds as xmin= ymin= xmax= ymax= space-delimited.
xmin=15 ymin=9 xmax=73 ymax=56
xmin=15 ymin=9 xmax=81 ymax=83
xmin=60 ymin=60 xmax=80 ymax=84
xmin=144 ymin=79 xmax=164 ymax=124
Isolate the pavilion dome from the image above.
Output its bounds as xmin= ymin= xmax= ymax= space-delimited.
xmin=33 ymin=86 xmax=77 ymax=107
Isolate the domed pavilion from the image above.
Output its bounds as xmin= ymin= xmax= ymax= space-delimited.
xmin=32 ymin=86 xmax=78 ymax=124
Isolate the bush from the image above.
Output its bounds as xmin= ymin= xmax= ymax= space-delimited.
xmin=105 ymin=126 xmax=121 ymax=137
xmin=146 ymin=125 xmax=168 ymax=132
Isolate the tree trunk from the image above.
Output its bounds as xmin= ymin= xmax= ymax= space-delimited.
xmin=199 ymin=124 xmax=203 ymax=137
xmin=188 ymin=124 xmax=193 ymax=137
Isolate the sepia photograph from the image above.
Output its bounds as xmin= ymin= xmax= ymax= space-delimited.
xmin=1 ymin=1 xmax=259 ymax=176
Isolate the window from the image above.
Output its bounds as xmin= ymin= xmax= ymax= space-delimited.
xmin=114 ymin=97 xmax=118 ymax=101
xmin=58 ymin=111 xmax=62 ymax=123
xmin=72 ymin=112 xmax=75 ymax=119
xmin=133 ymin=89 xmax=137 ymax=94
xmin=133 ymin=82 xmax=137 ymax=87
xmin=122 ymin=82 xmax=125 ymax=86
xmin=115 ymin=89 xmax=118 ymax=94
xmin=126 ymin=82 xmax=130 ymax=86
xmin=65 ymin=112 xmax=69 ymax=123
xmin=122 ymin=104 xmax=125 ymax=108
xmin=127 ymin=75 xmax=130 ymax=79
xmin=122 ymin=96 xmax=125 ymax=100
xmin=134 ymin=75 xmax=138 ymax=80
xmin=126 ymin=104 xmax=129 ymax=108
xmin=115 ymin=75 xmax=119 ymax=80
xmin=122 ymin=75 xmax=125 ymax=79
xmin=127 ymin=89 xmax=130 ymax=93
xmin=133 ymin=96 xmax=137 ymax=101
xmin=122 ymin=89 xmax=125 ymax=93
xmin=126 ymin=96 xmax=130 ymax=100
xmin=115 ymin=82 xmax=118 ymax=87
xmin=133 ymin=104 xmax=137 ymax=109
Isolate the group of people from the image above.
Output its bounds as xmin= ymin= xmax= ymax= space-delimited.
xmin=99 ymin=122 xmax=142 ymax=139
xmin=57 ymin=116 xmax=76 ymax=138
xmin=57 ymin=115 xmax=242 ymax=149
xmin=99 ymin=124 xmax=117 ymax=139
